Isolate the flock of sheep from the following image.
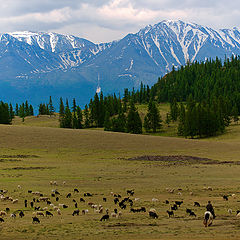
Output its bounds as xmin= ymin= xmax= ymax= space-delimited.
xmin=0 ymin=182 xmax=240 ymax=228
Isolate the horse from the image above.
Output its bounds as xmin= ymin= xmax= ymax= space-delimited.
xmin=203 ymin=211 xmax=213 ymax=227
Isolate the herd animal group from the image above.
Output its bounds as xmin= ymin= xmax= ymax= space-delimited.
xmin=0 ymin=183 xmax=239 ymax=227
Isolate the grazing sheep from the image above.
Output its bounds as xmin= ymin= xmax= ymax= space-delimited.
xmin=0 ymin=211 xmax=7 ymax=216
xmin=56 ymin=197 xmax=59 ymax=202
xmin=171 ymin=205 xmax=178 ymax=211
xmin=24 ymin=199 xmax=27 ymax=208
xmin=36 ymin=211 xmax=44 ymax=217
xmin=74 ymin=202 xmax=78 ymax=208
xmin=0 ymin=218 xmax=4 ymax=222
xmin=165 ymin=200 xmax=169 ymax=204
xmin=12 ymin=199 xmax=18 ymax=204
xmin=189 ymin=211 xmax=196 ymax=217
xmin=167 ymin=210 xmax=174 ymax=217
xmin=203 ymin=211 xmax=213 ymax=227
xmin=149 ymin=208 xmax=156 ymax=213
xmin=46 ymin=211 xmax=53 ymax=217
xmin=80 ymin=198 xmax=85 ymax=202
xmin=186 ymin=209 xmax=192 ymax=214
xmin=175 ymin=201 xmax=183 ymax=207
xmin=66 ymin=193 xmax=71 ymax=198
xmin=30 ymin=202 xmax=34 ymax=208
xmin=103 ymin=197 xmax=107 ymax=202
xmin=19 ymin=211 xmax=25 ymax=218
xmin=232 ymin=194 xmax=236 ymax=198
xmin=111 ymin=212 xmax=117 ymax=218
xmin=43 ymin=207 xmax=48 ymax=211
xmin=5 ymin=208 xmax=10 ymax=213
xmin=228 ymin=209 xmax=232 ymax=214
xmin=53 ymin=206 xmax=59 ymax=211
xmin=72 ymin=209 xmax=80 ymax=216
xmin=84 ymin=193 xmax=93 ymax=197
xmin=223 ymin=195 xmax=228 ymax=201
xmin=114 ymin=198 xmax=119 ymax=204
xmin=51 ymin=193 xmax=55 ymax=197
xmin=152 ymin=198 xmax=159 ymax=202
xmin=63 ymin=181 xmax=66 ymax=185
xmin=10 ymin=213 xmax=16 ymax=218
xmin=32 ymin=217 xmax=40 ymax=224
xmin=74 ymin=188 xmax=79 ymax=193
xmin=100 ymin=214 xmax=109 ymax=221
xmin=149 ymin=211 xmax=158 ymax=219
xmin=17 ymin=185 xmax=22 ymax=189
xmin=194 ymin=202 xmax=201 ymax=207
xmin=236 ymin=212 xmax=240 ymax=218
xmin=126 ymin=189 xmax=134 ymax=196
xmin=82 ymin=209 xmax=89 ymax=215
xmin=57 ymin=209 xmax=61 ymax=215
xmin=47 ymin=200 xmax=51 ymax=205
xmin=118 ymin=211 xmax=122 ymax=218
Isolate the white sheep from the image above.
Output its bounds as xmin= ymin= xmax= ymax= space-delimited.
xmin=228 ymin=209 xmax=232 ymax=214
xmin=152 ymin=198 xmax=159 ymax=202
xmin=12 ymin=199 xmax=18 ymax=204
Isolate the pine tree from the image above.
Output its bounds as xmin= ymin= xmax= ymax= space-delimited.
xmin=63 ymin=105 xmax=72 ymax=128
xmin=126 ymin=101 xmax=142 ymax=134
xmin=76 ymin=106 xmax=83 ymax=129
xmin=104 ymin=110 xmax=111 ymax=131
xmin=59 ymin=97 xmax=65 ymax=128
xmin=49 ymin=96 xmax=54 ymax=116
xmin=232 ymin=104 xmax=239 ymax=124
xmin=143 ymin=100 xmax=162 ymax=133
xmin=84 ymin=104 xmax=90 ymax=128
xmin=15 ymin=103 xmax=19 ymax=116
xmin=9 ymin=103 xmax=14 ymax=120
xmin=170 ymin=98 xmax=179 ymax=121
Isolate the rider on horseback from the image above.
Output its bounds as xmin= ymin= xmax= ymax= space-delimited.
xmin=206 ymin=200 xmax=216 ymax=219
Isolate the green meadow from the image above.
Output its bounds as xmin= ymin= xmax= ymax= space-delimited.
xmin=0 ymin=111 xmax=240 ymax=239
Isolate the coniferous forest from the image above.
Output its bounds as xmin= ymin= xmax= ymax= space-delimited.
xmin=1 ymin=56 xmax=240 ymax=138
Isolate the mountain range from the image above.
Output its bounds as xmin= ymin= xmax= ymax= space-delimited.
xmin=1 ymin=20 xmax=240 ymax=107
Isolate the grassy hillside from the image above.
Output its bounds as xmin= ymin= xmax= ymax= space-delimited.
xmin=0 ymin=124 xmax=240 ymax=239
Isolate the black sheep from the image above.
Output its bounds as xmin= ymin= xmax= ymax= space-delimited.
xmin=19 ymin=211 xmax=25 ymax=218
xmin=32 ymin=217 xmax=40 ymax=224
xmin=175 ymin=201 xmax=183 ymax=207
xmin=80 ymin=198 xmax=85 ymax=202
xmin=223 ymin=195 xmax=228 ymax=201
xmin=149 ymin=211 xmax=158 ymax=219
xmin=56 ymin=197 xmax=59 ymax=202
xmin=46 ymin=211 xmax=53 ymax=217
xmin=74 ymin=188 xmax=79 ymax=193
xmin=189 ymin=211 xmax=196 ymax=217
xmin=167 ymin=210 xmax=174 ymax=217
xmin=75 ymin=202 xmax=78 ymax=208
xmin=72 ymin=209 xmax=80 ymax=216
xmin=24 ymin=199 xmax=27 ymax=208
xmin=0 ymin=218 xmax=4 ymax=222
xmin=103 ymin=197 xmax=107 ymax=202
xmin=66 ymin=193 xmax=71 ymax=198
xmin=194 ymin=202 xmax=201 ymax=207
xmin=100 ymin=214 xmax=109 ymax=221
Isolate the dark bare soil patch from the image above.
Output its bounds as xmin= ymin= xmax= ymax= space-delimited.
xmin=2 ymin=166 xmax=55 ymax=170
xmin=0 ymin=154 xmax=39 ymax=158
xmin=0 ymin=158 xmax=21 ymax=162
xmin=125 ymin=155 xmax=240 ymax=166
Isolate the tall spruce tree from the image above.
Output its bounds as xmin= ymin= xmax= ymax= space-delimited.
xmin=126 ymin=101 xmax=142 ymax=134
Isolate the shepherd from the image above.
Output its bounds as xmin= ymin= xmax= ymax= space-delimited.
xmin=206 ymin=201 xmax=215 ymax=219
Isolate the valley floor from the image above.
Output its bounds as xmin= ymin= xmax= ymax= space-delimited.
xmin=0 ymin=125 xmax=240 ymax=239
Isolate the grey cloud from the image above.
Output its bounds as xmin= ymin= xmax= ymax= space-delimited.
xmin=0 ymin=0 xmax=240 ymax=43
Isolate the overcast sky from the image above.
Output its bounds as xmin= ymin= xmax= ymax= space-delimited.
xmin=1 ymin=0 xmax=240 ymax=43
